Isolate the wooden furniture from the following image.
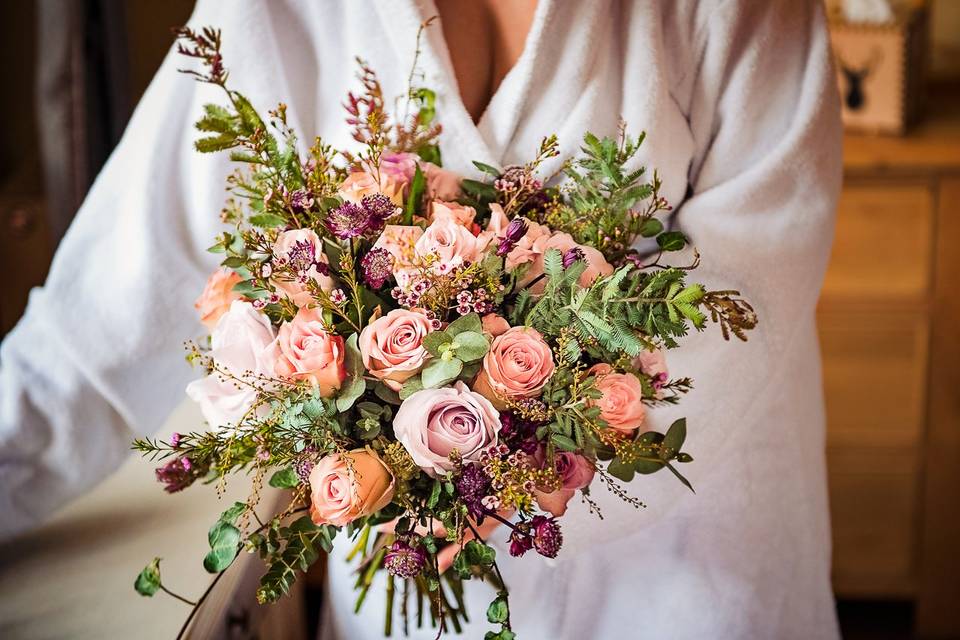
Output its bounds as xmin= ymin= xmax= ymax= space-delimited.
xmin=820 ymin=87 xmax=960 ymax=637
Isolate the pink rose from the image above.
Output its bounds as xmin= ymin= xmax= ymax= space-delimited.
xmin=379 ymin=152 xmax=419 ymax=189
xmin=588 ymin=363 xmax=646 ymax=433
xmin=359 ymin=308 xmax=433 ymax=391
xmin=480 ymin=313 xmax=511 ymax=339
xmin=635 ymin=348 xmax=668 ymax=380
xmin=514 ymin=230 xmax=614 ymax=291
xmin=534 ymin=451 xmax=596 ymax=517
xmin=429 ymin=200 xmax=477 ymax=229
xmin=423 ymin=162 xmax=462 ymax=201
xmin=503 ymin=219 xmax=552 ymax=271
xmin=273 ymin=306 xmax=346 ymax=397
xmin=339 ymin=171 xmax=404 ymax=206
xmin=195 ymin=268 xmax=242 ymax=329
xmin=393 ymin=382 xmax=502 ymax=476
xmin=473 ymin=327 xmax=555 ymax=409
xmin=415 ymin=218 xmax=487 ymax=274
xmin=271 ymin=229 xmax=334 ymax=307
xmin=186 ymin=301 xmax=277 ymax=430
xmin=309 ymin=449 xmax=395 ymax=527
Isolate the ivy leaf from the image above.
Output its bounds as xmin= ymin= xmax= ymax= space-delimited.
xmin=656 ymin=231 xmax=687 ymax=252
xmin=203 ymin=521 xmax=241 ymax=573
xmin=421 ymin=358 xmax=463 ymax=388
xmin=134 ymin=558 xmax=162 ymax=597
xmin=452 ymin=330 xmax=489 ymax=363
xmin=486 ymin=595 xmax=509 ymax=624
xmin=336 ymin=334 xmax=366 ymax=412
xmin=269 ymin=467 xmax=299 ymax=489
xmin=446 ymin=313 xmax=482 ymax=336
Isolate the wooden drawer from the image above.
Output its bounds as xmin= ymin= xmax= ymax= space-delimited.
xmin=821 ymin=183 xmax=934 ymax=302
xmin=828 ymin=447 xmax=920 ymax=598
xmin=818 ymin=310 xmax=929 ymax=448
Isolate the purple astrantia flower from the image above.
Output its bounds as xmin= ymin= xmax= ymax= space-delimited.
xmin=361 ymin=247 xmax=394 ymax=289
xmin=324 ymin=202 xmax=368 ymax=240
xmin=562 ymin=247 xmax=585 ymax=268
xmin=508 ymin=527 xmax=534 ymax=557
xmin=384 ymin=538 xmax=427 ymax=579
xmin=155 ymin=456 xmax=199 ymax=493
xmin=498 ymin=411 xmax=541 ymax=454
xmin=289 ymin=188 xmax=315 ymax=214
xmin=286 ymin=239 xmax=317 ymax=275
xmin=496 ymin=218 xmax=528 ymax=257
xmin=456 ymin=463 xmax=493 ymax=520
xmin=530 ymin=515 xmax=563 ymax=558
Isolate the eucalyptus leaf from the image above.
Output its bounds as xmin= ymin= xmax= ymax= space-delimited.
xmin=446 ymin=313 xmax=482 ymax=336
xmin=422 ymin=331 xmax=453 ymax=357
xmin=336 ymin=334 xmax=366 ymax=412
xmin=656 ymin=231 xmax=687 ymax=252
xmin=452 ymin=330 xmax=489 ymax=362
xmin=203 ymin=521 xmax=241 ymax=573
xmin=607 ymin=458 xmax=636 ymax=482
xmin=660 ymin=418 xmax=687 ymax=460
xmin=421 ymin=358 xmax=463 ymax=388
xmin=399 ymin=377 xmax=424 ymax=400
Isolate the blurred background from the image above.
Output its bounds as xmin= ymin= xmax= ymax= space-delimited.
xmin=0 ymin=1 xmax=958 ymax=639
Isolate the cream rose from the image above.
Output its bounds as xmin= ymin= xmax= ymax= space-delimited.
xmin=393 ymin=382 xmax=502 ymax=476
xmin=271 ymin=229 xmax=334 ymax=307
xmin=186 ymin=301 xmax=277 ymax=430
xmin=588 ymin=363 xmax=646 ymax=433
xmin=473 ymin=326 xmax=555 ymax=409
xmin=309 ymin=449 xmax=395 ymax=527
xmin=359 ymin=308 xmax=433 ymax=391
xmin=273 ymin=306 xmax=346 ymax=397
xmin=195 ymin=268 xmax=242 ymax=329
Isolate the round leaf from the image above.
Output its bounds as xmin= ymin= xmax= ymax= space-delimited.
xmin=421 ymin=357 xmax=463 ymax=388
xmin=451 ymin=331 xmax=489 ymax=363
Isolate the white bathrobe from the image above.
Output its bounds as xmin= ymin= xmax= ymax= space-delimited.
xmin=0 ymin=1 xmax=842 ymax=638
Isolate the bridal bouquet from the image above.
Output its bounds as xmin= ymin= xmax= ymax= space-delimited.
xmin=133 ymin=26 xmax=756 ymax=639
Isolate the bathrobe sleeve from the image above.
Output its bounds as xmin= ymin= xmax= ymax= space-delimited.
xmin=0 ymin=0 xmax=295 ymax=540
xmin=560 ymin=1 xmax=843 ymax=554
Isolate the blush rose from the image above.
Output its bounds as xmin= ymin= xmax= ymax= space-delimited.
xmin=588 ymin=363 xmax=646 ymax=433
xmin=393 ymin=382 xmax=502 ymax=476
xmin=359 ymin=308 xmax=433 ymax=391
xmin=309 ymin=449 xmax=395 ymax=527
xmin=534 ymin=451 xmax=596 ymax=517
xmin=195 ymin=268 xmax=242 ymax=329
xmin=473 ymin=327 xmax=555 ymax=409
xmin=273 ymin=306 xmax=346 ymax=397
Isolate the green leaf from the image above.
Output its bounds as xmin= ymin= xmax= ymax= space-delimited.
xmin=550 ymin=433 xmax=578 ymax=452
xmin=472 ymin=161 xmax=501 ymax=177
xmin=404 ymin=165 xmax=426 ymax=225
xmin=464 ymin=540 xmax=496 ymax=565
xmin=374 ymin=382 xmax=402 ymax=405
xmin=446 ymin=313 xmax=482 ymax=336
xmin=269 ymin=467 xmax=299 ymax=489
xmin=249 ymin=213 xmax=287 ymax=228
xmin=421 ymin=357 xmax=463 ymax=388
xmin=203 ymin=521 xmax=241 ymax=573
xmin=451 ymin=330 xmax=489 ymax=363
xmin=134 ymin=558 xmax=162 ymax=597
xmin=218 ymin=501 xmax=248 ymax=525
xmin=639 ymin=218 xmax=664 ymax=237
xmin=460 ymin=178 xmax=497 ymax=201
xmin=656 ymin=231 xmax=687 ymax=252
xmin=422 ymin=331 xmax=453 ymax=357
xmin=336 ymin=334 xmax=366 ymax=412
xmin=660 ymin=418 xmax=687 ymax=460
xmin=486 ymin=596 xmax=509 ymax=624
xmin=427 ymin=479 xmax=442 ymax=509
xmin=399 ymin=376 xmax=423 ymax=400
xmin=607 ymin=458 xmax=636 ymax=482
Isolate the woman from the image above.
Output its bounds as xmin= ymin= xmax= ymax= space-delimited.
xmin=0 ymin=1 xmax=842 ymax=638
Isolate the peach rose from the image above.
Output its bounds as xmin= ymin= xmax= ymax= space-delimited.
xmin=339 ymin=171 xmax=404 ymax=207
xmin=473 ymin=327 xmax=555 ymax=409
xmin=379 ymin=152 xmax=419 ymax=190
xmin=588 ymin=363 xmax=646 ymax=433
xmin=415 ymin=218 xmax=487 ymax=274
xmin=514 ymin=231 xmax=614 ymax=292
xmin=185 ymin=301 xmax=277 ymax=431
xmin=535 ymin=451 xmax=596 ymax=517
xmin=423 ymin=162 xmax=462 ymax=201
xmin=359 ymin=308 xmax=433 ymax=391
xmin=273 ymin=306 xmax=346 ymax=397
xmin=271 ymin=229 xmax=335 ymax=307
xmin=429 ymin=200 xmax=476 ymax=229
xmin=195 ymin=268 xmax=242 ymax=329
xmin=480 ymin=313 xmax=511 ymax=339
xmin=309 ymin=449 xmax=395 ymax=527
xmin=393 ymin=382 xmax=502 ymax=476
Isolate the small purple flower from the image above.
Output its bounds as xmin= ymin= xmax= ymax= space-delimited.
xmin=330 ymin=288 xmax=348 ymax=305
xmin=496 ymin=218 xmax=528 ymax=257
xmin=289 ymin=189 xmax=315 ymax=214
xmin=170 ymin=433 xmax=181 ymax=449
xmin=530 ymin=515 xmax=563 ymax=558
xmin=384 ymin=538 xmax=427 ymax=579
xmin=295 ymin=457 xmax=315 ymax=483
xmin=324 ymin=202 xmax=368 ymax=240
xmin=456 ymin=464 xmax=493 ymax=520
xmin=155 ymin=456 xmax=199 ymax=494
xmin=286 ymin=239 xmax=317 ymax=274
xmin=508 ymin=528 xmax=533 ymax=557
xmin=562 ymin=247 xmax=585 ymax=268
xmin=361 ymin=248 xmax=394 ymax=289
xmin=360 ymin=193 xmax=397 ymax=230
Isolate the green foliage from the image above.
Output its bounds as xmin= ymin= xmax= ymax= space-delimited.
xmin=268 ymin=467 xmax=299 ymax=489
xmin=134 ymin=558 xmax=162 ymax=597
xmin=336 ymin=334 xmax=366 ymax=412
xmin=418 ymin=314 xmax=489 ymax=388
xmin=257 ymin=516 xmax=337 ymax=603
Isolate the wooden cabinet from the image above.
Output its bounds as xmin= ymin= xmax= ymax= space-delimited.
xmin=819 ymin=92 xmax=960 ymax=637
